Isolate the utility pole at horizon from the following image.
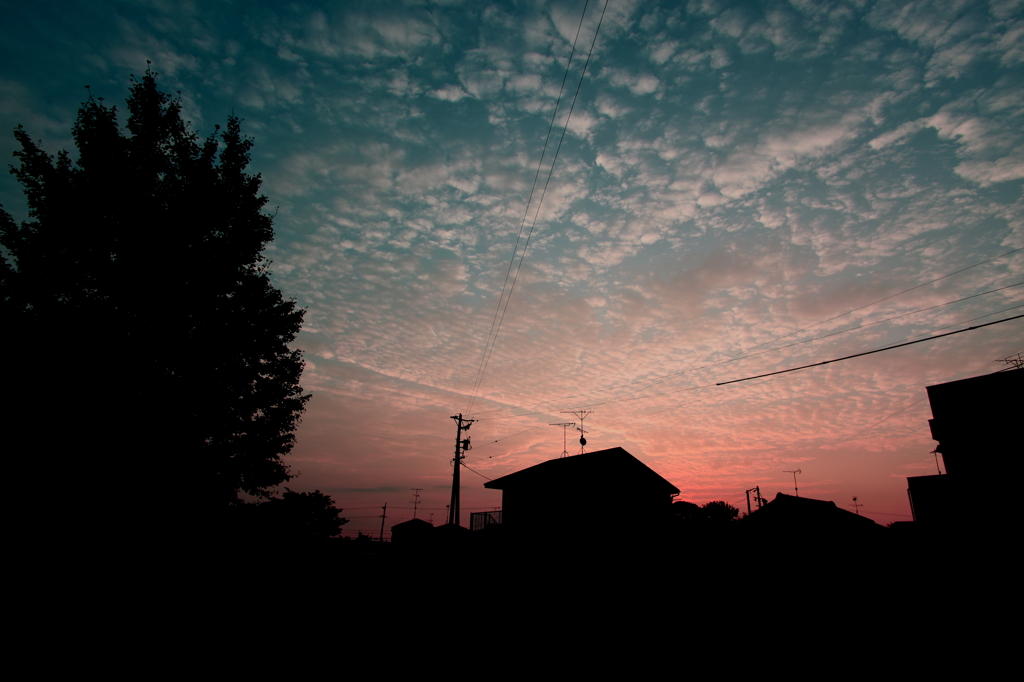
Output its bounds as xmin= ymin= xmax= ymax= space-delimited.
xmin=448 ymin=413 xmax=476 ymax=527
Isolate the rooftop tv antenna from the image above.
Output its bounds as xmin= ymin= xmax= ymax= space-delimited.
xmin=411 ymin=488 xmax=423 ymax=519
xmin=931 ymin=448 xmax=943 ymax=475
xmin=783 ymin=468 xmax=802 ymax=497
xmin=850 ymin=496 xmax=862 ymax=515
xmin=996 ymin=352 xmax=1023 ymax=369
xmin=549 ymin=422 xmax=575 ymax=458
xmin=560 ymin=409 xmax=593 ymax=454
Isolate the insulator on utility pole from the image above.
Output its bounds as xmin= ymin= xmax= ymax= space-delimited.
xmin=745 ymin=486 xmax=763 ymax=516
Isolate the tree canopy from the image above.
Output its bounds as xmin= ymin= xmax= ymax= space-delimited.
xmin=259 ymin=489 xmax=349 ymax=542
xmin=1 ymin=68 xmax=308 ymax=531
xmin=702 ymin=500 xmax=740 ymax=523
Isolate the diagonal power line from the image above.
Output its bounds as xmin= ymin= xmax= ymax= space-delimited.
xmin=466 ymin=0 xmax=593 ymax=414
xmin=472 ymin=280 xmax=1023 ymax=420
xmin=716 ymin=313 xmax=1024 ymax=386
xmin=467 ymin=0 xmax=610 ymax=415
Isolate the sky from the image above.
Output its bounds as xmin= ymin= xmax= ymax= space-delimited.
xmin=2 ymin=0 xmax=1022 ymax=536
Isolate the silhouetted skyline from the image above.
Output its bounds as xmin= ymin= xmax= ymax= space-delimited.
xmin=2 ymin=1 xmax=1021 ymax=537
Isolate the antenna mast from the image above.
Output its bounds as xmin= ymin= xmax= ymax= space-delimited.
xmin=850 ymin=496 xmax=862 ymax=515
xmin=411 ymin=488 xmax=423 ymax=519
xmin=783 ymin=468 xmax=802 ymax=497
xmin=560 ymin=409 xmax=593 ymax=454
xmin=549 ymin=422 xmax=575 ymax=458
xmin=997 ymin=352 xmax=1023 ymax=369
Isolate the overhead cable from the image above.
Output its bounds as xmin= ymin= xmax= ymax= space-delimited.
xmin=467 ymin=0 xmax=609 ymax=415
xmin=728 ymin=245 xmax=1024 ymax=358
xmin=473 ymin=281 xmax=1023 ymax=419
xmin=716 ymin=313 xmax=1024 ymax=386
xmin=466 ymin=0 xmax=594 ymax=414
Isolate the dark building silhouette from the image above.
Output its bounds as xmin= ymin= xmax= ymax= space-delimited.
xmin=390 ymin=518 xmax=434 ymax=546
xmin=470 ymin=510 xmax=502 ymax=532
xmin=743 ymin=492 xmax=883 ymax=535
xmin=907 ymin=368 xmax=1021 ymax=525
xmin=483 ymin=447 xmax=679 ymax=538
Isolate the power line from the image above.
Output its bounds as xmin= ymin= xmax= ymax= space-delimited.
xmin=726 ymin=246 xmax=1024 ymax=359
xmin=469 ymin=280 xmax=1023 ymax=421
xmin=467 ymin=0 xmax=609 ymax=415
xmin=601 ymin=285 xmax=1024 ymax=400
xmin=485 ymin=305 xmax=1020 ymax=426
xmin=466 ymin=0 xmax=594 ymax=414
xmin=461 ymin=462 xmax=492 ymax=481
xmin=472 ymin=247 xmax=1023 ymax=414
xmin=839 ymin=397 xmax=928 ymax=443
xmin=717 ymin=313 xmax=1024 ymax=386
xmin=471 ymin=422 xmax=550 ymax=451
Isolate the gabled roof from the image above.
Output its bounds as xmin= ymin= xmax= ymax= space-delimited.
xmin=746 ymin=492 xmax=882 ymax=531
xmin=483 ymin=446 xmax=680 ymax=496
xmin=390 ymin=517 xmax=433 ymax=531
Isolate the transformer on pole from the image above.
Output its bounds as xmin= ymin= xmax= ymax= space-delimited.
xmin=745 ymin=486 xmax=765 ymax=515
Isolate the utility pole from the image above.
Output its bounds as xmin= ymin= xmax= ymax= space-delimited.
xmin=378 ymin=502 xmax=387 ymax=542
xmin=560 ymin=409 xmax=593 ymax=454
xmin=745 ymin=486 xmax=764 ymax=515
xmin=411 ymin=488 xmax=423 ymax=519
xmin=549 ymin=422 xmax=575 ymax=458
xmin=783 ymin=469 xmax=802 ymax=497
xmin=448 ymin=413 xmax=476 ymax=527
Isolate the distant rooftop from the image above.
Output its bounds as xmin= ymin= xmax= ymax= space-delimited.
xmin=484 ymin=446 xmax=680 ymax=496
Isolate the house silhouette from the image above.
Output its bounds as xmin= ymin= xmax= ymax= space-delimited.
xmin=744 ymin=492 xmax=883 ymax=535
xmin=907 ymin=367 xmax=1021 ymax=526
xmin=390 ymin=517 xmax=434 ymax=546
xmin=483 ymin=446 xmax=679 ymax=538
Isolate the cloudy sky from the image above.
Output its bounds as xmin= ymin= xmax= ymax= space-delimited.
xmin=3 ymin=0 xmax=1022 ymax=534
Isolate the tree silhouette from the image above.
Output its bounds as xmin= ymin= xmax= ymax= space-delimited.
xmin=259 ymin=489 xmax=349 ymax=542
xmin=1 ymin=68 xmax=308 ymax=534
xmin=702 ymin=500 xmax=740 ymax=523
xmin=671 ymin=500 xmax=702 ymax=520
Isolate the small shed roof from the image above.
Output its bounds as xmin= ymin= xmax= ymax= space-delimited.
xmin=483 ymin=446 xmax=680 ymax=496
